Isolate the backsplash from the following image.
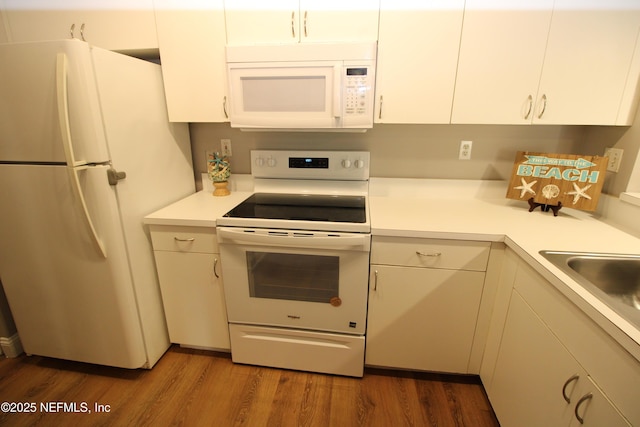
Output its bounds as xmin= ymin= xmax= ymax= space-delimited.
xmin=189 ymin=123 xmax=606 ymax=191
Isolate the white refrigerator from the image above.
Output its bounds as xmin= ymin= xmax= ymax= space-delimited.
xmin=0 ymin=40 xmax=195 ymax=368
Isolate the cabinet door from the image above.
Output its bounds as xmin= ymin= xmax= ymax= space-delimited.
xmin=299 ymin=0 xmax=379 ymax=43
xmin=154 ymin=0 xmax=228 ymax=122
xmin=225 ymin=0 xmax=379 ymax=44
xmin=154 ymin=251 xmax=230 ymax=350
xmin=534 ymin=0 xmax=640 ymax=125
xmin=451 ymin=0 xmax=554 ymax=124
xmin=375 ymin=0 xmax=463 ymax=124
xmin=225 ymin=0 xmax=300 ymax=45
xmin=490 ymin=290 xmax=580 ymax=427
xmin=569 ymin=376 xmax=631 ymax=427
xmin=365 ymin=265 xmax=484 ymax=373
xmin=3 ymin=0 xmax=158 ymax=52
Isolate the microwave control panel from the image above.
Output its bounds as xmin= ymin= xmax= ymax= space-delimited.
xmin=345 ymin=68 xmax=369 ymax=116
xmin=342 ymin=62 xmax=374 ymax=127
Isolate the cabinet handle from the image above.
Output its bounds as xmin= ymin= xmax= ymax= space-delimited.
xmin=378 ymin=95 xmax=383 ymax=119
xmin=537 ymin=94 xmax=548 ymax=119
xmin=80 ymin=23 xmax=86 ymax=41
xmin=304 ymin=11 xmax=308 ymax=37
xmin=562 ymin=374 xmax=580 ymax=403
xmin=374 ymin=270 xmax=378 ymax=291
xmin=174 ymin=237 xmax=195 ymax=242
xmin=291 ymin=11 xmax=296 ymax=38
xmin=524 ymin=95 xmax=533 ymax=120
xmin=416 ymin=251 xmax=441 ymax=257
xmin=223 ymin=96 xmax=228 ymax=119
xmin=574 ymin=392 xmax=593 ymax=424
xmin=70 ymin=23 xmax=75 ymax=39
xmin=213 ymin=258 xmax=220 ymax=278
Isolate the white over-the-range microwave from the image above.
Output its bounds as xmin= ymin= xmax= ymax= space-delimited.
xmin=226 ymin=42 xmax=377 ymax=132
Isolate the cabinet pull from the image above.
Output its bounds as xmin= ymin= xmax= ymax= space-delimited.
xmin=80 ymin=23 xmax=86 ymax=41
xmin=562 ymin=374 xmax=580 ymax=403
xmin=378 ymin=95 xmax=383 ymax=119
xmin=416 ymin=251 xmax=441 ymax=257
xmin=304 ymin=11 xmax=308 ymax=37
xmin=213 ymin=258 xmax=220 ymax=278
xmin=537 ymin=94 xmax=547 ymax=119
xmin=574 ymin=392 xmax=593 ymax=424
xmin=70 ymin=23 xmax=75 ymax=39
xmin=291 ymin=11 xmax=296 ymax=38
xmin=174 ymin=237 xmax=195 ymax=242
xmin=524 ymin=95 xmax=533 ymax=120
xmin=374 ymin=270 xmax=378 ymax=291
xmin=223 ymin=96 xmax=228 ymax=119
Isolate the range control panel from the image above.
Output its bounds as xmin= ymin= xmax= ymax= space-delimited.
xmin=251 ymin=150 xmax=370 ymax=181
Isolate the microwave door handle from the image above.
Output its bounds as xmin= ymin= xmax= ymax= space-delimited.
xmin=333 ymin=65 xmax=342 ymax=118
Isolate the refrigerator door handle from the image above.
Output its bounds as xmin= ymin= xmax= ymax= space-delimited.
xmin=57 ymin=53 xmax=107 ymax=258
xmin=67 ymin=166 xmax=107 ymax=258
xmin=56 ymin=52 xmax=84 ymax=167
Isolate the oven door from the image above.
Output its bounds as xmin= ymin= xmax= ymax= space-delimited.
xmin=217 ymin=227 xmax=370 ymax=335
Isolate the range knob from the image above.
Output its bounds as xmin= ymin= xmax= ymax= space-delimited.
xmin=254 ymin=157 xmax=265 ymax=167
xmin=267 ymin=157 xmax=277 ymax=167
xmin=354 ymin=159 xmax=365 ymax=169
xmin=342 ymin=159 xmax=352 ymax=168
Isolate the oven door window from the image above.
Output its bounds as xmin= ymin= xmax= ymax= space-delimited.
xmin=247 ymin=252 xmax=339 ymax=303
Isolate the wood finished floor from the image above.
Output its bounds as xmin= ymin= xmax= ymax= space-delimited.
xmin=0 ymin=345 xmax=499 ymax=426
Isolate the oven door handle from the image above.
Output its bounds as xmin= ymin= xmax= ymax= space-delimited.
xmin=217 ymin=227 xmax=370 ymax=251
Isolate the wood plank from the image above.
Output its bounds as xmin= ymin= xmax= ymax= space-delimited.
xmin=0 ymin=346 xmax=499 ymax=426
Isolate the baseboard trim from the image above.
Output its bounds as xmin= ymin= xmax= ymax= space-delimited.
xmin=0 ymin=333 xmax=23 ymax=358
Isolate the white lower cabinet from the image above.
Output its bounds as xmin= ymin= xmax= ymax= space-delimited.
xmin=491 ymin=291 xmax=629 ymax=427
xmin=484 ymin=249 xmax=637 ymax=427
xmin=149 ymin=225 xmax=230 ymax=351
xmin=366 ymin=236 xmax=490 ymax=373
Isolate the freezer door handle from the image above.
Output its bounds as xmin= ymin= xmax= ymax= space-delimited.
xmin=56 ymin=52 xmax=85 ymax=167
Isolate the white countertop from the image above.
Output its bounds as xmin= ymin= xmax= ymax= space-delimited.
xmin=370 ymin=178 xmax=640 ymax=360
xmin=144 ymin=175 xmax=254 ymax=227
xmin=144 ymin=176 xmax=640 ymax=359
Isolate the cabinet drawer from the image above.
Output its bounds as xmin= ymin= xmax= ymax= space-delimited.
xmin=371 ymin=236 xmax=490 ymax=271
xmin=149 ymin=225 xmax=218 ymax=253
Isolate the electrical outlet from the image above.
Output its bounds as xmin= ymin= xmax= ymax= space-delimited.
xmin=604 ymin=147 xmax=623 ymax=173
xmin=221 ymin=139 xmax=232 ymax=157
xmin=459 ymin=140 xmax=472 ymax=160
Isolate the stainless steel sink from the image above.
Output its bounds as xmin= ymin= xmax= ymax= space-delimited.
xmin=539 ymin=251 xmax=640 ymax=327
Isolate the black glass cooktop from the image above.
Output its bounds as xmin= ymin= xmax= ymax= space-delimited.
xmin=223 ymin=193 xmax=366 ymax=223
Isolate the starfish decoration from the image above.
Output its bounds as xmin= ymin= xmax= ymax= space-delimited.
xmin=208 ymin=152 xmax=227 ymax=168
xmin=567 ymin=183 xmax=592 ymax=204
xmin=514 ymin=178 xmax=537 ymax=198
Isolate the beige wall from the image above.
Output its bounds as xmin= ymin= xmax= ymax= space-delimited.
xmin=583 ymin=102 xmax=640 ymax=196
xmin=189 ymin=122 xmax=615 ymax=191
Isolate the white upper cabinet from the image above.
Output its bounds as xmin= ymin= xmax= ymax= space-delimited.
xmin=224 ymin=0 xmax=380 ymax=45
xmin=536 ymin=0 xmax=640 ymax=126
xmin=2 ymin=0 xmax=158 ymax=53
xmin=375 ymin=0 xmax=463 ymax=124
xmin=452 ymin=0 xmax=554 ymax=125
xmin=154 ymin=0 xmax=228 ymax=122
xmin=452 ymin=0 xmax=640 ymax=126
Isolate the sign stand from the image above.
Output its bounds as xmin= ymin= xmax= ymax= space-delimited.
xmin=527 ymin=197 xmax=562 ymax=216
